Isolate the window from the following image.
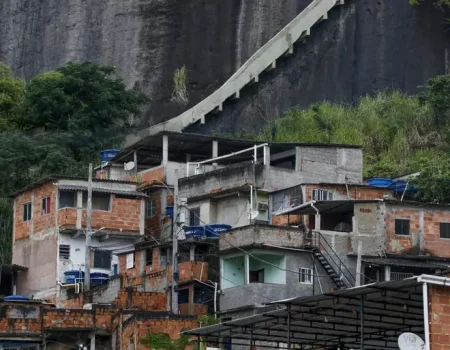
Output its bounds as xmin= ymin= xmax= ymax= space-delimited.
xmin=146 ymin=197 xmax=157 ymax=217
xmin=41 ymin=196 xmax=51 ymax=215
xmin=59 ymin=245 xmax=70 ymax=260
xmin=312 ymin=189 xmax=334 ymax=201
xmin=395 ymin=219 xmax=410 ymax=235
xmin=83 ymin=192 xmax=110 ymax=211
xmin=126 ymin=252 xmax=135 ymax=269
xmin=160 ymin=247 xmax=172 ymax=266
xmin=146 ymin=249 xmax=153 ymax=266
xmin=189 ymin=207 xmax=200 ymax=226
xmin=23 ymin=202 xmax=32 ymax=221
xmin=59 ymin=190 xmax=76 ymax=209
xmin=94 ymin=251 xmax=111 ymax=269
xmin=299 ymin=268 xmax=312 ymax=284
xmin=178 ymin=288 xmax=189 ymax=304
xmin=249 ymin=269 xmax=265 ymax=283
xmin=441 ymin=223 xmax=450 ymax=239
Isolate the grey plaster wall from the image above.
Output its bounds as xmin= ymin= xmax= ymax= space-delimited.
xmin=92 ymin=276 xmax=121 ymax=303
xmin=219 ymin=225 xmax=304 ymax=251
xmin=220 ymin=249 xmax=334 ymax=312
xmin=13 ymin=230 xmax=58 ymax=298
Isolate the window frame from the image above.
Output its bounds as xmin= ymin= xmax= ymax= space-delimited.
xmin=146 ymin=197 xmax=157 ymax=218
xmin=312 ymin=189 xmax=334 ymax=201
xmin=82 ymin=192 xmax=111 ymax=211
xmin=146 ymin=248 xmax=153 ymax=266
xmin=41 ymin=196 xmax=51 ymax=216
xmin=395 ymin=218 xmax=410 ymax=236
xmin=93 ymin=250 xmax=112 ymax=269
xmin=59 ymin=244 xmax=70 ymax=260
xmin=126 ymin=252 xmax=135 ymax=269
xmin=440 ymin=222 xmax=450 ymax=239
xmin=299 ymin=267 xmax=313 ymax=284
xmin=189 ymin=207 xmax=201 ymax=226
xmin=23 ymin=202 xmax=32 ymax=222
xmin=58 ymin=190 xmax=76 ymax=209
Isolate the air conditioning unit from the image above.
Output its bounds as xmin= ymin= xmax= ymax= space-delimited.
xmin=258 ymin=202 xmax=269 ymax=211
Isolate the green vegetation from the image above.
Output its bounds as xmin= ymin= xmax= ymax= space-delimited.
xmin=139 ymin=332 xmax=194 ymax=350
xmin=172 ymin=66 xmax=189 ymax=104
xmin=0 ymin=62 xmax=149 ymax=264
xmin=253 ymin=74 xmax=450 ymax=203
xmin=410 ymin=0 xmax=450 ymax=7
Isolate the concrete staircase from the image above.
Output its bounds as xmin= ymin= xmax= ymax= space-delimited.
xmin=126 ymin=0 xmax=344 ymax=146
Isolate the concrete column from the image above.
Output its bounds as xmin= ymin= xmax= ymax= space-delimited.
xmin=244 ymin=254 xmax=250 ymax=284
xmin=139 ymin=199 xmax=145 ymax=235
xmin=76 ymin=191 xmax=83 ymax=229
xmin=162 ymin=134 xmax=169 ymax=166
xmin=90 ymin=333 xmax=95 ymax=350
xmin=161 ymin=189 xmax=167 ymax=216
xmin=212 ymin=140 xmax=219 ymax=168
xmin=190 ymin=245 xmax=195 ymax=262
xmin=419 ymin=210 xmax=425 ymax=254
xmin=133 ymin=150 xmax=138 ymax=176
xmin=139 ymin=249 xmax=145 ymax=274
xmin=385 ymin=266 xmax=391 ymax=281
xmin=295 ymin=147 xmax=302 ymax=172
xmin=315 ymin=214 xmax=321 ymax=231
xmin=263 ymin=145 xmax=270 ymax=168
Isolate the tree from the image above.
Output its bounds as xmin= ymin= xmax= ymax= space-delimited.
xmin=418 ymin=75 xmax=450 ymax=132
xmin=0 ymin=63 xmax=25 ymax=130
xmin=412 ymin=160 xmax=450 ymax=203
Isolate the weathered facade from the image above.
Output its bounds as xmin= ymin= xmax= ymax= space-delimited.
xmin=11 ymin=177 xmax=146 ymax=302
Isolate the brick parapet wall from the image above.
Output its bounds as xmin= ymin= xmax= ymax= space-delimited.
xmin=429 ymin=284 xmax=450 ymax=349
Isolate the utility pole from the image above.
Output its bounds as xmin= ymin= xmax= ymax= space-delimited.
xmin=171 ymin=169 xmax=179 ymax=314
xmin=85 ymin=163 xmax=93 ymax=291
xmin=355 ymin=240 xmax=362 ymax=287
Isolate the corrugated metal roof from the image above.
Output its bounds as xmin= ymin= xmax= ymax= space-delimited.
xmin=56 ymin=184 xmax=147 ymax=198
xmin=362 ymin=257 xmax=449 ymax=269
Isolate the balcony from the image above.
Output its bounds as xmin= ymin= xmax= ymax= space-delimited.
xmin=219 ymin=224 xmax=305 ymax=252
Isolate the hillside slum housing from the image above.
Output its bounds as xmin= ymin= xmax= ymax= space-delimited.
xmin=0 ymin=132 xmax=450 ymax=349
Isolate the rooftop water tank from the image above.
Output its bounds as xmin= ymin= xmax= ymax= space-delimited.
xmin=4 ymin=295 xmax=28 ymax=301
xmin=205 ymin=224 xmax=233 ymax=238
xmin=183 ymin=226 xmax=205 ymax=239
xmin=367 ymin=178 xmax=393 ymax=188
xmin=91 ymin=273 xmax=109 ymax=285
xmin=64 ymin=270 xmax=85 ymax=284
xmin=100 ymin=149 xmax=121 ymax=163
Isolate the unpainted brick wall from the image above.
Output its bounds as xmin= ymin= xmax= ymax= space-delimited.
xmin=114 ymin=289 xmax=167 ymax=311
xmin=14 ymin=183 xmax=57 ymax=241
xmin=304 ymin=184 xmax=390 ymax=202
xmin=385 ymin=205 xmax=450 ymax=257
xmin=429 ymin=284 xmax=450 ymax=349
xmin=43 ymin=309 xmax=95 ymax=329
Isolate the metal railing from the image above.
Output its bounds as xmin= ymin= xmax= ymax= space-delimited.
xmin=126 ymin=0 xmax=342 ymax=145
xmin=390 ymin=272 xmax=415 ymax=281
xmin=310 ymin=230 xmax=356 ymax=288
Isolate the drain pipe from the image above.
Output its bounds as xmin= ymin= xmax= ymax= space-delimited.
xmin=423 ymin=282 xmax=431 ymax=350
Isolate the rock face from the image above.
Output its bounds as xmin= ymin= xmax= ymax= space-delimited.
xmin=1 ymin=0 xmax=449 ymax=134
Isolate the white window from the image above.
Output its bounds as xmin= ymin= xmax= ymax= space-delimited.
xmin=299 ymin=268 xmax=313 ymax=284
xmin=312 ymin=189 xmax=334 ymax=201
xmin=146 ymin=197 xmax=157 ymax=217
xmin=126 ymin=252 xmax=135 ymax=269
xmin=59 ymin=245 xmax=70 ymax=260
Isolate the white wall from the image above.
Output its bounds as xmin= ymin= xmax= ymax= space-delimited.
xmin=213 ymin=196 xmax=250 ymax=227
xmin=58 ymin=233 xmax=129 ymax=282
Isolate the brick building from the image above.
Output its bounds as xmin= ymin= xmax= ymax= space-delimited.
xmin=10 ymin=176 xmax=146 ymax=302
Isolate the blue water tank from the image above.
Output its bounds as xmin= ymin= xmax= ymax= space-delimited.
xmin=64 ymin=270 xmax=85 ymax=284
xmin=100 ymin=149 xmax=121 ymax=162
xmin=367 ymin=178 xmax=393 ymax=188
xmin=91 ymin=273 xmax=109 ymax=285
xmin=4 ymin=295 xmax=28 ymax=301
xmin=205 ymin=224 xmax=232 ymax=238
xmin=389 ymin=180 xmax=417 ymax=193
xmin=184 ymin=226 xmax=205 ymax=239
xmin=166 ymin=206 xmax=174 ymax=218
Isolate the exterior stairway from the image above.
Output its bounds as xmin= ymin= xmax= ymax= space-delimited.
xmin=307 ymin=231 xmax=355 ymax=290
xmin=127 ymin=0 xmax=345 ymax=146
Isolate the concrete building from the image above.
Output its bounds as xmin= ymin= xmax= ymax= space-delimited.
xmin=10 ymin=176 xmax=146 ymax=302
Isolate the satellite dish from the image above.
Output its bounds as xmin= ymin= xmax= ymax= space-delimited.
xmin=124 ymin=161 xmax=135 ymax=171
xmin=250 ymin=210 xmax=260 ymax=220
xmin=398 ymin=333 xmax=425 ymax=350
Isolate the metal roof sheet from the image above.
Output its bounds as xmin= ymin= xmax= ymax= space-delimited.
xmin=56 ymin=184 xmax=147 ymax=198
xmin=362 ymin=257 xmax=449 ymax=269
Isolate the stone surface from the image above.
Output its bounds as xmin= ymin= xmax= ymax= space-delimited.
xmin=1 ymin=1 xmax=449 ymax=134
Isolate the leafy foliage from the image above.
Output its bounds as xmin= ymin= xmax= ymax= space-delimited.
xmin=0 ymin=61 xmax=149 ymax=263
xmin=172 ymin=66 xmax=189 ymax=104
xmin=410 ymin=0 xmax=450 ymax=7
xmin=139 ymin=332 xmax=194 ymax=350
xmin=0 ymin=198 xmax=13 ymax=265
xmin=0 ymin=63 xmax=25 ymax=130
